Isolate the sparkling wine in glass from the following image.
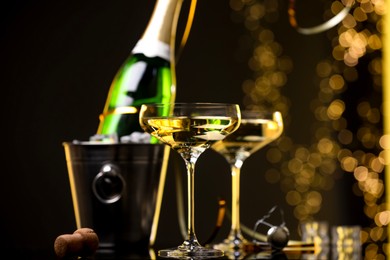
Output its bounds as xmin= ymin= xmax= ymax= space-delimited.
xmin=139 ymin=103 xmax=241 ymax=258
xmin=211 ymin=110 xmax=283 ymax=257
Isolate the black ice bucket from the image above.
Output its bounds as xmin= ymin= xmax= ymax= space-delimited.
xmin=63 ymin=142 xmax=169 ymax=252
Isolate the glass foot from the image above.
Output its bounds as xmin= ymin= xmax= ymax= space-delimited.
xmin=212 ymin=238 xmax=263 ymax=259
xmin=213 ymin=236 xmax=253 ymax=249
xmin=158 ymin=245 xmax=223 ymax=259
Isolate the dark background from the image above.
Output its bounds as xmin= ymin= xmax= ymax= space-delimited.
xmin=0 ymin=0 xmax=366 ymax=257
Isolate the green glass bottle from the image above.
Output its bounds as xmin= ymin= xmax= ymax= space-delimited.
xmin=97 ymin=0 xmax=182 ymax=140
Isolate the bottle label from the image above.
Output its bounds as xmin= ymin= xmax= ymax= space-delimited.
xmin=132 ymin=39 xmax=170 ymax=61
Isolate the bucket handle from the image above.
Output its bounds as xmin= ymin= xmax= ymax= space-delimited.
xmin=92 ymin=163 xmax=125 ymax=204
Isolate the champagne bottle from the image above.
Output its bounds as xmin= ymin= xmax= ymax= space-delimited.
xmin=96 ymin=0 xmax=183 ymax=141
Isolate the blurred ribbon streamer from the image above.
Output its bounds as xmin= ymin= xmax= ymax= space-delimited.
xmin=175 ymin=0 xmax=197 ymax=63
xmin=288 ymin=0 xmax=354 ymax=35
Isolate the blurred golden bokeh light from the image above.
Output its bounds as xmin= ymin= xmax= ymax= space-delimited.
xmin=230 ymin=0 xmax=386 ymax=257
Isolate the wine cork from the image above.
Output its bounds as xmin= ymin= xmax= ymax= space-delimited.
xmin=54 ymin=228 xmax=99 ymax=258
xmin=54 ymin=233 xmax=84 ymax=258
xmin=74 ymin=228 xmax=99 ymax=254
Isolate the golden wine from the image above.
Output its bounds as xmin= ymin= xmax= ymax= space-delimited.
xmin=140 ymin=116 xmax=239 ymax=151
xmin=212 ymin=118 xmax=282 ymax=163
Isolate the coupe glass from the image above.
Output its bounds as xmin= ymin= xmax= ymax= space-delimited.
xmin=139 ymin=103 xmax=241 ymax=258
xmin=211 ymin=110 xmax=283 ymax=258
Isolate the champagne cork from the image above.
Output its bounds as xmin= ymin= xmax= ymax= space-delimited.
xmin=74 ymin=228 xmax=99 ymax=255
xmin=54 ymin=228 xmax=99 ymax=258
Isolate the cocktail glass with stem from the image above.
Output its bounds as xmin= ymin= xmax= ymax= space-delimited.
xmin=211 ymin=110 xmax=283 ymax=257
xmin=139 ymin=102 xmax=241 ymax=258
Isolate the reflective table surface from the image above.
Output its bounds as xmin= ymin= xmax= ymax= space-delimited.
xmin=7 ymin=243 xmax=362 ymax=260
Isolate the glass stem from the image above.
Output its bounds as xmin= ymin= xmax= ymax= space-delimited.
xmin=230 ymin=164 xmax=244 ymax=242
xmin=184 ymin=159 xmax=201 ymax=247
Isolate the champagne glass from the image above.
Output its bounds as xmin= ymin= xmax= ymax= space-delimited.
xmin=139 ymin=103 xmax=241 ymax=258
xmin=211 ymin=110 xmax=283 ymax=257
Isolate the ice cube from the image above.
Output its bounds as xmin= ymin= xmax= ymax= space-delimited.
xmin=89 ymin=133 xmax=118 ymax=143
xmin=120 ymin=132 xmax=151 ymax=144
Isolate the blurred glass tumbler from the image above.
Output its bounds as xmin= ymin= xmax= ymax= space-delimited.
xmin=300 ymin=221 xmax=330 ymax=259
xmin=332 ymin=225 xmax=361 ymax=259
xmin=63 ymin=142 xmax=168 ymax=252
xmin=301 ymin=221 xmax=329 ymax=245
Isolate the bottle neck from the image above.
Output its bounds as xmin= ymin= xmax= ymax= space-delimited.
xmin=132 ymin=0 xmax=183 ymax=60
